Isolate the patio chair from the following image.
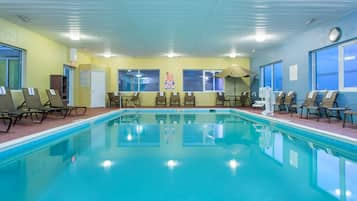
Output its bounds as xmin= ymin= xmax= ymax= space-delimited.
xmin=343 ymin=109 xmax=357 ymax=128
xmin=0 ymin=116 xmax=12 ymax=133
xmin=0 ymin=87 xmax=45 ymax=124
xmin=23 ymin=88 xmax=68 ymax=118
xmin=290 ymin=91 xmax=318 ymax=118
xmin=184 ymin=92 xmax=195 ymax=107
xmin=283 ymin=91 xmax=296 ymax=113
xmin=274 ymin=91 xmax=285 ymax=112
xmin=107 ymin=92 xmax=121 ymax=107
xmin=46 ymin=89 xmax=87 ymax=116
xmin=306 ymin=90 xmax=340 ymax=122
xmin=239 ymin=91 xmax=250 ymax=107
xmin=216 ymin=92 xmax=230 ymax=106
xmin=155 ymin=92 xmax=167 ymax=107
xmin=127 ymin=92 xmax=140 ymax=107
xmin=170 ymin=92 xmax=180 ymax=107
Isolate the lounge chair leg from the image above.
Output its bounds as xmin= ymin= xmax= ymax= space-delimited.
xmin=0 ymin=118 xmax=12 ymax=133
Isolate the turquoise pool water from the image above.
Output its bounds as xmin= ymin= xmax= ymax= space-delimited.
xmin=0 ymin=109 xmax=356 ymax=201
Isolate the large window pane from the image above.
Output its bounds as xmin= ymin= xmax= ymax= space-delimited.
xmin=139 ymin=70 xmax=160 ymax=91
xmin=214 ymin=72 xmax=224 ymax=91
xmin=0 ymin=60 xmax=6 ymax=86
xmin=119 ymin=70 xmax=139 ymax=91
xmin=273 ymin=62 xmax=283 ymax=91
xmin=315 ymin=46 xmax=338 ymax=90
xmin=8 ymin=59 xmax=21 ymax=89
xmin=204 ymin=71 xmax=214 ymax=90
xmin=0 ymin=45 xmax=23 ymax=89
xmin=343 ymin=43 xmax=357 ymax=88
xmin=263 ymin=65 xmax=272 ymax=87
xmin=183 ymin=70 xmax=203 ymax=91
xmin=119 ymin=70 xmax=160 ymax=92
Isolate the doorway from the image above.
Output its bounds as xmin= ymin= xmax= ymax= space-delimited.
xmin=63 ymin=65 xmax=74 ymax=106
xmin=90 ymin=71 xmax=106 ymax=107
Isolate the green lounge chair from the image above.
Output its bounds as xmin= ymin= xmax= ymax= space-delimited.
xmin=0 ymin=87 xmax=45 ymax=124
xmin=46 ymin=89 xmax=87 ymax=116
xmin=290 ymin=91 xmax=318 ymax=118
xmin=306 ymin=90 xmax=340 ymax=121
xmin=22 ymin=88 xmax=67 ymax=118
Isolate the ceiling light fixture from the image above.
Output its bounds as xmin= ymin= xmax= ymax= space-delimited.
xmin=255 ymin=32 xmax=267 ymax=42
xmin=69 ymin=31 xmax=81 ymax=41
xmin=164 ymin=51 xmax=181 ymax=58
xmin=103 ymin=52 xmax=113 ymax=58
xmin=224 ymin=51 xmax=243 ymax=58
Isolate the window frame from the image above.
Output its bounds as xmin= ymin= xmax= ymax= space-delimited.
xmin=311 ymin=38 xmax=357 ymax=92
xmin=0 ymin=43 xmax=25 ymax=89
xmin=339 ymin=40 xmax=357 ymax=92
xmin=182 ymin=69 xmax=224 ymax=92
xmin=118 ymin=69 xmax=160 ymax=92
xmin=259 ymin=60 xmax=283 ymax=92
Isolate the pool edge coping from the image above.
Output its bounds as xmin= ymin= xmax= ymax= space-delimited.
xmin=0 ymin=109 xmax=122 ymax=151
xmin=233 ymin=109 xmax=357 ymax=144
xmin=0 ymin=108 xmax=356 ymax=151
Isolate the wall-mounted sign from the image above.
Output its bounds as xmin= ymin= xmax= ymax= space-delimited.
xmin=80 ymin=70 xmax=90 ymax=87
xmin=289 ymin=64 xmax=298 ymax=81
xmin=164 ymin=72 xmax=175 ymax=90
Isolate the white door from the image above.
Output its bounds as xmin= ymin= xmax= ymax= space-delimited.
xmin=91 ymin=71 xmax=106 ymax=107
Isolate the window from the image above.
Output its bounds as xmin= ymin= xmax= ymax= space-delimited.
xmin=183 ymin=70 xmax=223 ymax=92
xmin=118 ymin=69 xmax=160 ymax=92
xmin=0 ymin=44 xmax=24 ymax=89
xmin=313 ymin=46 xmax=339 ymax=90
xmin=183 ymin=70 xmax=203 ymax=91
xmin=311 ymin=40 xmax=357 ymax=91
xmin=341 ymin=41 xmax=357 ymax=90
xmin=260 ymin=61 xmax=283 ymax=91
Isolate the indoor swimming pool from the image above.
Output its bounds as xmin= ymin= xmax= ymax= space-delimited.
xmin=0 ymin=109 xmax=356 ymax=201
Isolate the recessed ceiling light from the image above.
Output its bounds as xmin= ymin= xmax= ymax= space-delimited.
xmin=164 ymin=51 xmax=181 ymax=58
xmin=69 ymin=31 xmax=80 ymax=41
xmin=97 ymin=51 xmax=118 ymax=58
xmin=255 ymin=32 xmax=266 ymax=42
xmin=224 ymin=51 xmax=243 ymax=58
xmin=103 ymin=52 xmax=113 ymax=58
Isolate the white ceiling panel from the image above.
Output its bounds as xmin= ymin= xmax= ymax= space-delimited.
xmin=0 ymin=0 xmax=356 ymax=57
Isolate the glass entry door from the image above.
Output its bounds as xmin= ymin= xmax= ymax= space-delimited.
xmin=63 ymin=65 xmax=74 ymax=106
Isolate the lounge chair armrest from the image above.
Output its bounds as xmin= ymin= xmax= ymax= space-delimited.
xmin=44 ymin=100 xmax=50 ymax=106
xmin=17 ymin=101 xmax=26 ymax=110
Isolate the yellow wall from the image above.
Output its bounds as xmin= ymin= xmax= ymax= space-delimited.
xmin=0 ymin=17 xmax=251 ymax=107
xmin=0 ymin=18 xmax=70 ymax=105
xmin=91 ymin=57 xmax=250 ymax=106
xmin=0 ymin=18 xmax=69 ymax=89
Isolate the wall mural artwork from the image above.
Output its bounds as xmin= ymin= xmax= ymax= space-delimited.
xmin=164 ymin=72 xmax=175 ymax=90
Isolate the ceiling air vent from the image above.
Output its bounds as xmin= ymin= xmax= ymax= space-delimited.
xmin=16 ymin=15 xmax=31 ymax=23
